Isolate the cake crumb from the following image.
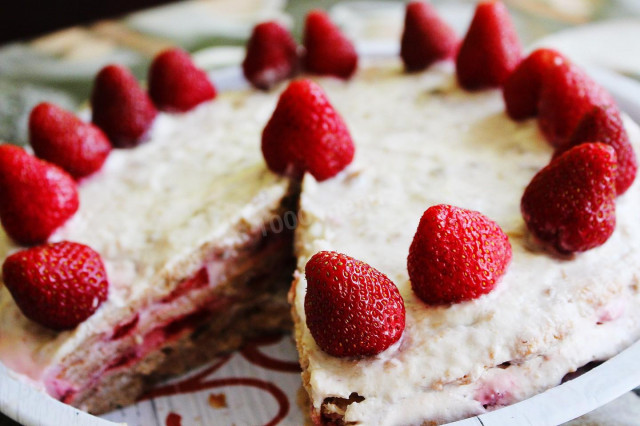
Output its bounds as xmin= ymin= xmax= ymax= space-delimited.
xmin=208 ymin=393 xmax=228 ymax=409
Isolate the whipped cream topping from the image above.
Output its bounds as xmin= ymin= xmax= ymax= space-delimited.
xmin=0 ymin=88 xmax=290 ymax=382
xmin=293 ymin=60 xmax=640 ymax=425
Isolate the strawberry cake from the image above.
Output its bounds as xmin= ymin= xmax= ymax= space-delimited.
xmin=287 ymin=3 xmax=640 ymax=425
xmin=0 ymin=50 xmax=298 ymax=413
xmin=0 ymin=2 xmax=639 ymax=424
xmin=289 ymin=66 xmax=640 ymax=424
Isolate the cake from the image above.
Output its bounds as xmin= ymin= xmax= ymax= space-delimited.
xmin=0 ymin=67 xmax=298 ymax=413
xmin=288 ymin=2 xmax=640 ymax=425
xmin=290 ymin=62 xmax=640 ymax=425
xmin=0 ymin=1 xmax=639 ymax=424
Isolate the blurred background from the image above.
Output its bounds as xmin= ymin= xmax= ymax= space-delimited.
xmin=2 ymin=0 xmax=638 ymax=43
xmin=1 ymin=0 xmax=640 ymax=146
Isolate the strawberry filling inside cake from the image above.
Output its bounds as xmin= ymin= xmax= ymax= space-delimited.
xmin=36 ymin=227 xmax=295 ymax=411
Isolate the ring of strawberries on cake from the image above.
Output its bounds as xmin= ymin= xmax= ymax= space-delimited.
xmin=1 ymin=1 xmax=639 ymax=425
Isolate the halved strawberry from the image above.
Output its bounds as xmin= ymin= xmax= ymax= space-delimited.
xmin=0 ymin=145 xmax=78 ymax=245
xmin=408 ymin=204 xmax=512 ymax=305
xmin=91 ymin=64 xmax=158 ymax=148
xmin=456 ymin=1 xmax=522 ymax=90
xmin=556 ymin=106 xmax=637 ymax=196
xmin=521 ymin=143 xmax=617 ymax=253
xmin=242 ymin=21 xmax=300 ymax=90
xmin=502 ymin=48 xmax=566 ymax=120
xmin=2 ymin=241 xmax=108 ymax=330
xmin=537 ymin=62 xmax=615 ymax=147
xmin=400 ymin=1 xmax=459 ymax=72
xmin=304 ymin=251 xmax=405 ymax=357
xmin=261 ymin=79 xmax=354 ymax=181
xmin=148 ymin=48 xmax=217 ymax=112
xmin=303 ymin=10 xmax=358 ymax=79
xmin=29 ymin=102 xmax=111 ymax=179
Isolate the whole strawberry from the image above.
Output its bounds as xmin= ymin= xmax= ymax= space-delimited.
xmin=0 ymin=145 xmax=78 ymax=245
xmin=242 ymin=21 xmax=300 ymax=90
xmin=261 ymin=79 xmax=354 ymax=181
xmin=148 ymin=48 xmax=217 ymax=112
xmin=304 ymin=251 xmax=405 ymax=357
xmin=456 ymin=1 xmax=522 ymax=90
xmin=521 ymin=143 xmax=617 ymax=254
xmin=91 ymin=64 xmax=158 ymax=148
xmin=502 ymin=48 xmax=566 ymax=121
xmin=400 ymin=1 xmax=459 ymax=72
xmin=29 ymin=102 xmax=112 ymax=179
xmin=303 ymin=10 xmax=358 ymax=79
xmin=2 ymin=241 xmax=108 ymax=330
xmin=537 ymin=62 xmax=615 ymax=147
xmin=556 ymin=106 xmax=637 ymax=196
xmin=407 ymin=204 xmax=512 ymax=305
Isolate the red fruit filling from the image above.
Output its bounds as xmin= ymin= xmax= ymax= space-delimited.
xmin=161 ymin=267 xmax=209 ymax=304
xmin=474 ymin=376 xmax=515 ymax=409
xmin=111 ymin=314 xmax=140 ymax=340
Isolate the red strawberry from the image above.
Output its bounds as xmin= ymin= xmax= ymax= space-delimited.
xmin=261 ymin=79 xmax=354 ymax=181
xmin=303 ymin=10 xmax=358 ymax=79
xmin=304 ymin=251 xmax=405 ymax=357
xmin=242 ymin=21 xmax=300 ymax=90
xmin=556 ymin=106 xmax=637 ymax=195
xmin=456 ymin=1 xmax=522 ymax=90
xmin=148 ymin=48 xmax=217 ymax=112
xmin=400 ymin=1 xmax=459 ymax=72
xmin=29 ymin=102 xmax=111 ymax=179
xmin=2 ymin=241 xmax=108 ymax=330
xmin=521 ymin=143 xmax=617 ymax=254
xmin=537 ymin=62 xmax=615 ymax=147
xmin=0 ymin=145 xmax=78 ymax=245
xmin=91 ymin=64 xmax=158 ymax=148
xmin=408 ymin=204 xmax=512 ymax=305
xmin=502 ymin=48 xmax=566 ymax=120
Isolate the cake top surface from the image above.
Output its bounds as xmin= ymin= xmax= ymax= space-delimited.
xmin=292 ymin=61 xmax=640 ymax=424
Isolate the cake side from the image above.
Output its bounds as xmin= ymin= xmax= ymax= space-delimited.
xmin=291 ymin=61 xmax=640 ymax=425
xmin=59 ymin=213 xmax=296 ymax=413
xmin=0 ymin=86 xmax=297 ymax=413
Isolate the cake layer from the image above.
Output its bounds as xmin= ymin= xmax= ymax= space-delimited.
xmin=291 ymin=61 xmax=640 ymax=425
xmin=47 ymin=223 xmax=294 ymax=413
xmin=0 ymin=86 xmax=295 ymax=410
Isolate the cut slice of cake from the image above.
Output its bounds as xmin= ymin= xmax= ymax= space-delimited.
xmin=0 ymin=83 xmax=298 ymax=414
xmin=289 ymin=61 xmax=640 ymax=424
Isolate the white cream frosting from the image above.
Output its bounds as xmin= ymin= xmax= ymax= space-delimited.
xmin=0 ymin=88 xmax=290 ymax=383
xmin=292 ymin=61 xmax=640 ymax=425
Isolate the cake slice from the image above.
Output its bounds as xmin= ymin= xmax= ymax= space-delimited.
xmin=0 ymin=83 xmax=297 ymax=413
xmin=289 ymin=61 xmax=640 ymax=424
